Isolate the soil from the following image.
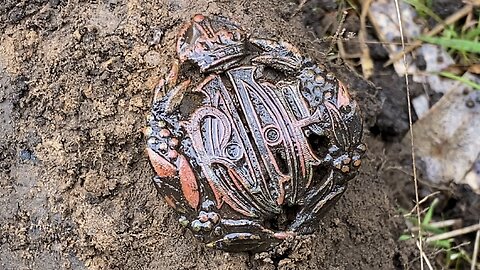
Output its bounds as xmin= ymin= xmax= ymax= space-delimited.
xmin=2 ymin=0 xmax=474 ymax=269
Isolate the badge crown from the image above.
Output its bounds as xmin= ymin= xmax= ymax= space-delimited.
xmin=177 ymin=14 xmax=247 ymax=72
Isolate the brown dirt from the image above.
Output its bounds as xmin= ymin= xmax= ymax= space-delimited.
xmin=1 ymin=1 xmax=413 ymax=269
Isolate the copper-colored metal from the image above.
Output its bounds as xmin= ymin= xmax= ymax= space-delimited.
xmin=146 ymin=14 xmax=365 ymax=252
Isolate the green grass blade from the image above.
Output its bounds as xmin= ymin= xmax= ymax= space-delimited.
xmin=404 ymin=0 xmax=442 ymax=22
xmin=439 ymin=71 xmax=480 ymax=91
xmin=420 ymin=36 xmax=480 ymax=53
xmin=464 ymin=26 xmax=480 ymax=41
xmin=421 ymin=223 xmax=445 ymax=234
xmin=432 ymin=239 xmax=452 ymax=249
xmin=422 ymin=198 xmax=438 ymax=226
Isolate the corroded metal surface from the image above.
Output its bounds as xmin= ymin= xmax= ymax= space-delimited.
xmin=146 ymin=14 xmax=365 ymax=252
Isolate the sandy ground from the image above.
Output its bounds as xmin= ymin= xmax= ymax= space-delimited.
xmin=1 ymin=1 xmax=410 ymax=269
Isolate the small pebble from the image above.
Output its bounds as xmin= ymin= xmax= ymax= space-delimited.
xmin=466 ymin=99 xmax=475 ymax=108
xmin=149 ymin=29 xmax=164 ymax=45
xmin=19 ymin=149 xmax=33 ymax=161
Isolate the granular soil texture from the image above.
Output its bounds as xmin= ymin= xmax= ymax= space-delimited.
xmin=0 ymin=1 xmax=411 ymax=269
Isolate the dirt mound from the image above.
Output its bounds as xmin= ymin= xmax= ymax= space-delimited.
xmin=0 ymin=1 xmax=408 ymax=269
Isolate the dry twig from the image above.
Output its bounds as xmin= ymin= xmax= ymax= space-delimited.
xmin=471 ymin=219 xmax=480 ymax=270
xmin=392 ymin=0 xmax=423 ymax=269
xmin=404 ymin=191 xmax=441 ymax=217
xmin=410 ymin=219 xmax=462 ymax=232
xmin=359 ymin=0 xmax=374 ymax=78
xmin=291 ymin=0 xmax=309 ymax=18
xmin=416 ymin=240 xmax=434 ymax=270
xmin=384 ymin=4 xmax=473 ymax=67
xmin=328 ymin=10 xmax=348 ymax=53
xmin=425 ymin=224 xmax=480 ymax=243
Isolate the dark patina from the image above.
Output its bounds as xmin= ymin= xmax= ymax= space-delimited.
xmin=145 ymin=14 xmax=365 ymax=252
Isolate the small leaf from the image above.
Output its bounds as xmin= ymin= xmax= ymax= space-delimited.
xmin=399 ymin=234 xmax=412 ymax=241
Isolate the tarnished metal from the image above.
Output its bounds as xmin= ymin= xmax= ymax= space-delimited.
xmin=146 ymin=14 xmax=365 ymax=252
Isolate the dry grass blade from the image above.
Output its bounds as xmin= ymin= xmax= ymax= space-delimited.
xmin=291 ymin=0 xmax=309 ymax=17
xmin=392 ymin=0 xmax=423 ymax=269
xmin=431 ymin=242 xmax=472 ymax=257
xmin=359 ymin=0 xmax=374 ymax=78
xmin=410 ymin=219 xmax=463 ymax=232
xmin=425 ymin=224 xmax=480 ymax=243
xmin=416 ymin=240 xmax=434 ymax=270
xmin=384 ymin=4 xmax=473 ymax=67
xmin=404 ymin=191 xmax=441 ymax=217
xmin=470 ymin=219 xmax=479 ymax=270
xmin=328 ymin=10 xmax=348 ymax=54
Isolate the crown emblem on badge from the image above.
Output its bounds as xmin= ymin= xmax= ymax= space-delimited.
xmin=177 ymin=14 xmax=247 ymax=72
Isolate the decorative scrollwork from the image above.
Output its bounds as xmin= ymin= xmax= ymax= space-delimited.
xmin=146 ymin=14 xmax=365 ymax=252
